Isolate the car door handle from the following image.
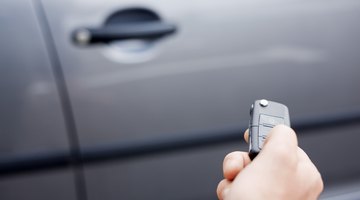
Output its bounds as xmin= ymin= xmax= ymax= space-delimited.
xmin=72 ymin=8 xmax=177 ymax=45
xmin=72 ymin=22 xmax=177 ymax=45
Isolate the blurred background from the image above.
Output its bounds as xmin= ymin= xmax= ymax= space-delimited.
xmin=1 ymin=0 xmax=360 ymax=199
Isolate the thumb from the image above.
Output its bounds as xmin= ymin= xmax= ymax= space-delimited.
xmin=254 ymin=125 xmax=298 ymax=167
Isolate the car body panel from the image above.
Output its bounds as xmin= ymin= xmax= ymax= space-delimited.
xmin=4 ymin=0 xmax=360 ymax=199
xmin=41 ymin=0 xmax=360 ymax=199
xmin=0 ymin=1 xmax=76 ymax=199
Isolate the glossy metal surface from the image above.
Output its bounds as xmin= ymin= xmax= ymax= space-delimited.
xmin=0 ymin=0 xmax=69 ymax=158
xmin=0 ymin=170 xmax=77 ymax=200
xmin=0 ymin=0 xmax=75 ymax=199
xmin=42 ymin=0 xmax=360 ymax=199
xmin=42 ymin=0 xmax=360 ymax=144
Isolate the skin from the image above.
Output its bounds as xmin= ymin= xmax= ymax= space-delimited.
xmin=216 ymin=125 xmax=324 ymax=200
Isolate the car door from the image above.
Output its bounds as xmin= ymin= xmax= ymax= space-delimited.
xmin=41 ymin=0 xmax=360 ymax=199
xmin=0 ymin=0 xmax=77 ymax=199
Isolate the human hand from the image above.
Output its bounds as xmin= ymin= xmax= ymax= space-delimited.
xmin=216 ymin=125 xmax=323 ymax=200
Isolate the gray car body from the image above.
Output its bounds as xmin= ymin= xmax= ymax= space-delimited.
xmin=1 ymin=0 xmax=360 ymax=199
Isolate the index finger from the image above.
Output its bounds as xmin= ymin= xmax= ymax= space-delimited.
xmin=244 ymin=129 xmax=249 ymax=143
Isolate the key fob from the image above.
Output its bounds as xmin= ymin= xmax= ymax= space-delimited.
xmin=249 ymin=99 xmax=290 ymax=160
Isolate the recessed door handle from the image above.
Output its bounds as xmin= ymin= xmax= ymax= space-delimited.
xmin=73 ymin=22 xmax=177 ymax=45
xmin=72 ymin=8 xmax=177 ymax=46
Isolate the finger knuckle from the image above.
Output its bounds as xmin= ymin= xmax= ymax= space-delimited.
xmin=305 ymin=166 xmax=323 ymax=195
xmin=315 ymin=171 xmax=324 ymax=193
